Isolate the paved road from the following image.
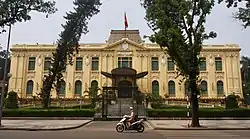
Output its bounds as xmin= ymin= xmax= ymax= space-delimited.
xmin=157 ymin=130 xmax=250 ymax=139
xmin=0 ymin=121 xmax=250 ymax=139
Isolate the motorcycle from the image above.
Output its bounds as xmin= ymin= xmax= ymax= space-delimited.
xmin=116 ymin=115 xmax=145 ymax=133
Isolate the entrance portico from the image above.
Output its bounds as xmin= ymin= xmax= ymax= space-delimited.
xmin=100 ymin=67 xmax=148 ymax=118
xmin=101 ymin=67 xmax=148 ymax=99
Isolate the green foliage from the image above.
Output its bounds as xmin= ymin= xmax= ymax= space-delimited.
xmin=240 ymin=56 xmax=250 ymax=103
xmin=147 ymin=108 xmax=250 ymax=117
xmin=226 ymin=94 xmax=239 ymax=109
xmin=90 ymin=83 xmax=99 ymax=104
xmin=135 ymin=91 xmax=144 ymax=104
xmin=40 ymin=0 xmax=101 ymax=108
xmin=0 ymin=50 xmax=11 ymax=80
xmin=151 ymin=103 xmax=187 ymax=109
xmin=142 ymin=0 xmax=217 ymax=126
xmin=3 ymin=109 xmax=95 ymax=117
xmin=0 ymin=0 xmax=57 ymax=33
xmin=5 ymin=91 xmax=19 ymax=109
xmin=66 ymin=104 xmax=95 ymax=109
xmin=142 ymin=0 xmax=216 ymax=79
xmin=144 ymin=93 xmax=165 ymax=103
xmin=218 ymin=0 xmax=250 ymax=28
xmin=26 ymin=104 xmax=95 ymax=109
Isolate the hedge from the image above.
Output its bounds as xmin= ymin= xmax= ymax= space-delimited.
xmin=147 ymin=108 xmax=250 ymax=117
xmin=3 ymin=109 xmax=95 ymax=117
xmin=151 ymin=103 xmax=187 ymax=109
xmin=25 ymin=104 xmax=96 ymax=109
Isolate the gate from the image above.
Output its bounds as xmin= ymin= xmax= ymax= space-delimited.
xmin=95 ymin=86 xmax=147 ymax=119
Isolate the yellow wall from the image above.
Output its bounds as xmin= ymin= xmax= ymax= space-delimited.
xmin=8 ymin=38 xmax=243 ymax=99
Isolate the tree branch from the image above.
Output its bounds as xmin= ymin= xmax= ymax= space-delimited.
xmin=181 ymin=15 xmax=192 ymax=46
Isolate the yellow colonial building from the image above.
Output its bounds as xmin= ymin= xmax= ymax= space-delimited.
xmin=8 ymin=30 xmax=243 ymax=99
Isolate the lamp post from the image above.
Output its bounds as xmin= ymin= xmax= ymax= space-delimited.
xmin=0 ymin=25 xmax=12 ymax=126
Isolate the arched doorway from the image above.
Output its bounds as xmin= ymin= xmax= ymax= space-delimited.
xmin=118 ymin=80 xmax=132 ymax=98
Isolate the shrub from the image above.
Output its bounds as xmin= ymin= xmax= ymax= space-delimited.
xmin=3 ymin=109 xmax=95 ymax=117
xmin=151 ymin=102 xmax=162 ymax=109
xmin=67 ymin=104 xmax=95 ymax=109
xmin=151 ymin=103 xmax=187 ymax=109
xmin=147 ymin=108 xmax=250 ymax=117
xmin=226 ymin=94 xmax=239 ymax=109
xmin=5 ymin=91 xmax=19 ymax=109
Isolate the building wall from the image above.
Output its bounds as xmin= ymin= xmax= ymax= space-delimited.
xmin=8 ymin=39 xmax=243 ymax=99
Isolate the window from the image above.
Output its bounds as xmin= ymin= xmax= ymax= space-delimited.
xmin=200 ymin=80 xmax=208 ymax=96
xmin=151 ymin=57 xmax=159 ymax=71
xmin=167 ymin=58 xmax=174 ymax=71
xmin=200 ymin=57 xmax=206 ymax=71
xmin=75 ymin=57 xmax=83 ymax=71
xmin=118 ymin=57 xmax=132 ymax=68
xmin=215 ymin=57 xmax=222 ymax=71
xmin=168 ymin=81 xmax=175 ymax=97
xmin=91 ymin=57 xmax=99 ymax=71
xmin=28 ymin=57 xmax=36 ymax=70
xmin=217 ymin=81 xmax=224 ymax=96
xmin=44 ymin=57 xmax=51 ymax=71
xmin=74 ymin=80 xmax=82 ymax=96
xmin=58 ymin=80 xmax=66 ymax=96
xmin=26 ymin=80 xmax=33 ymax=96
xmin=152 ymin=80 xmax=159 ymax=96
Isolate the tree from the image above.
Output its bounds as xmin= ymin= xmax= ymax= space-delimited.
xmin=0 ymin=50 xmax=10 ymax=81
xmin=225 ymin=94 xmax=239 ymax=109
xmin=218 ymin=0 xmax=250 ymax=28
xmin=240 ymin=56 xmax=250 ymax=104
xmin=142 ymin=0 xmax=216 ymax=127
xmin=5 ymin=91 xmax=19 ymax=109
xmin=39 ymin=0 xmax=101 ymax=108
xmin=0 ymin=0 xmax=57 ymax=33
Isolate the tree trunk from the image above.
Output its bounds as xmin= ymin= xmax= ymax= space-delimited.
xmin=43 ymin=94 xmax=50 ymax=109
xmin=190 ymin=82 xmax=200 ymax=127
xmin=41 ymin=76 xmax=54 ymax=109
xmin=190 ymin=52 xmax=200 ymax=127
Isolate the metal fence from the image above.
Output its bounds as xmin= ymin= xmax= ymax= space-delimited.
xmin=95 ymin=86 xmax=147 ymax=119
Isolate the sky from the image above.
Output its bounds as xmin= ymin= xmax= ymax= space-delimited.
xmin=0 ymin=0 xmax=250 ymax=57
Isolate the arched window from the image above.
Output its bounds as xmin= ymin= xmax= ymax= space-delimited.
xmin=201 ymin=80 xmax=208 ymax=96
xmin=152 ymin=80 xmax=159 ymax=96
xmin=75 ymin=80 xmax=82 ymax=96
xmin=217 ymin=81 xmax=224 ymax=96
xmin=168 ymin=80 xmax=175 ymax=97
xmin=26 ymin=80 xmax=33 ymax=95
xmin=59 ymin=80 xmax=66 ymax=95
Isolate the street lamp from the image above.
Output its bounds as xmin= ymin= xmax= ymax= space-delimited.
xmin=0 ymin=25 xmax=12 ymax=126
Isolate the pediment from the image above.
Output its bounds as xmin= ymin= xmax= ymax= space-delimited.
xmin=104 ymin=38 xmax=147 ymax=50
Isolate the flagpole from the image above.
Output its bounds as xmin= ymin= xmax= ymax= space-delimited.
xmin=124 ymin=12 xmax=128 ymax=38
xmin=125 ymin=24 xmax=126 ymax=38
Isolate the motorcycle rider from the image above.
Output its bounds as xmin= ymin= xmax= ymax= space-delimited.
xmin=127 ymin=107 xmax=135 ymax=127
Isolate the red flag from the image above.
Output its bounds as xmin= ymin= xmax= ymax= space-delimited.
xmin=124 ymin=12 xmax=128 ymax=29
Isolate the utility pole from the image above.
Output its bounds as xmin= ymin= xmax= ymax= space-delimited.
xmin=0 ymin=25 xmax=12 ymax=126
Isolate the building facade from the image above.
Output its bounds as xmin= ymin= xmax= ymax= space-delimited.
xmin=8 ymin=30 xmax=243 ymax=99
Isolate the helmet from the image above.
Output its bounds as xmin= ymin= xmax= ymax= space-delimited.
xmin=129 ymin=107 xmax=133 ymax=110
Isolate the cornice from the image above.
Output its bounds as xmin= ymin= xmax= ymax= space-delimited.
xmin=10 ymin=43 xmax=241 ymax=53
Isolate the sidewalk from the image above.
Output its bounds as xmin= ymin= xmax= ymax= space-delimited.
xmin=147 ymin=120 xmax=250 ymax=130
xmin=0 ymin=120 xmax=92 ymax=131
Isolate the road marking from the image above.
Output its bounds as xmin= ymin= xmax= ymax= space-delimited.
xmin=145 ymin=121 xmax=153 ymax=129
